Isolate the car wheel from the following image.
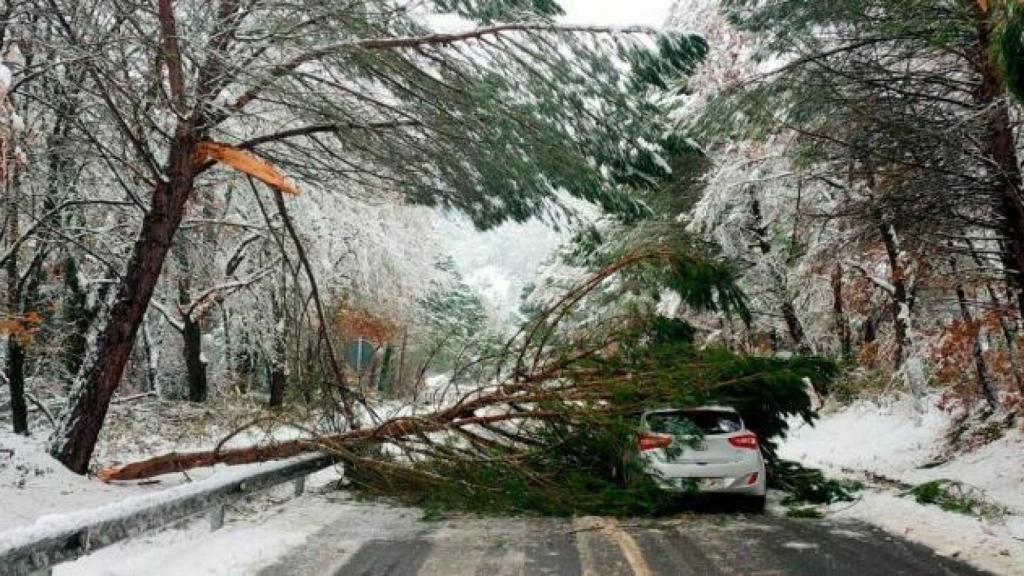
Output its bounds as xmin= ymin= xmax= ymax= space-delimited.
xmin=740 ymin=495 xmax=766 ymax=513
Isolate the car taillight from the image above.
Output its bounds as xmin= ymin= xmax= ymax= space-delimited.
xmin=637 ymin=434 xmax=673 ymax=452
xmin=728 ymin=433 xmax=759 ymax=450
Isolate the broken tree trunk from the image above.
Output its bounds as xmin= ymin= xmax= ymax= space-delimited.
xmin=49 ymin=128 xmax=199 ymax=474
xmin=97 ymin=382 xmax=564 ymax=481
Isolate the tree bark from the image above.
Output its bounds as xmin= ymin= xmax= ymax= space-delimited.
xmin=174 ymin=236 xmax=208 ymax=403
xmin=750 ymin=194 xmax=810 ymax=353
xmin=396 ymin=327 xmax=408 ymax=395
xmin=5 ymin=160 xmax=27 ymax=434
xmin=880 ymin=222 xmax=925 ymax=403
xmin=6 ymin=335 xmax=28 ymax=435
xmin=98 ymin=384 xmax=563 ymax=481
xmin=780 ymin=301 xmax=808 ymax=352
xmin=971 ymin=5 xmax=1024 ymax=320
xmin=863 ymin=315 xmax=877 ymax=345
xmin=183 ymin=316 xmax=208 ymax=402
xmin=141 ymin=318 xmax=161 ymax=395
xmin=952 ymin=259 xmax=999 ymax=411
xmin=268 ymin=363 xmax=286 ymax=408
xmin=61 ymin=257 xmax=91 ymax=376
xmin=268 ymin=288 xmax=286 ymax=409
xmin=48 ymin=127 xmax=199 ymax=474
xmin=831 ymin=263 xmax=853 ymax=361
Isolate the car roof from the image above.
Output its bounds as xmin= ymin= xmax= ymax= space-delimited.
xmin=643 ymin=405 xmax=738 ymax=415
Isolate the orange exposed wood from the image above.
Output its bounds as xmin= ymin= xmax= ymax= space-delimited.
xmin=196 ymin=141 xmax=299 ymax=195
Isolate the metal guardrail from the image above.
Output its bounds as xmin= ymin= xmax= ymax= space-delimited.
xmin=0 ymin=454 xmax=335 ymax=576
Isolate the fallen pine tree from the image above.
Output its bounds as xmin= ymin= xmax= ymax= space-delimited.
xmin=97 ymin=244 xmax=840 ymax=515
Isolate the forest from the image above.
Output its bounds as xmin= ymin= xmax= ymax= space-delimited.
xmin=1 ymin=0 xmax=1023 ymax=526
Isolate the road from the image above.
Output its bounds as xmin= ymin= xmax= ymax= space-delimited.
xmin=256 ymin=499 xmax=988 ymax=576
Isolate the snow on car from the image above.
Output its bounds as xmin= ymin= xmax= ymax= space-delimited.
xmin=637 ymin=406 xmax=767 ymax=511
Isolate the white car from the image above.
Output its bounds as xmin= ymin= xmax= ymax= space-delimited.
xmin=637 ymin=406 xmax=767 ymax=511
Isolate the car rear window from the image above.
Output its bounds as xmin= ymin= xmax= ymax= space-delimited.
xmin=646 ymin=410 xmax=742 ymax=435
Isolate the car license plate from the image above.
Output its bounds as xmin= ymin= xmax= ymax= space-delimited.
xmin=698 ymin=478 xmax=724 ymax=490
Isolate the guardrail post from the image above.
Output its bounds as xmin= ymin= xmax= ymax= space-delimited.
xmin=209 ymin=505 xmax=225 ymax=531
xmin=293 ymin=476 xmax=306 ymax=497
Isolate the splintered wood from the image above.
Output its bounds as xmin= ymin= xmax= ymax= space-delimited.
xmin=196 ymin=141 xmax=299 ymax=196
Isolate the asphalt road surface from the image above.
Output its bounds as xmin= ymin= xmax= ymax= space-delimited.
xmin=256 ymin=500 xmax=988 ymax=576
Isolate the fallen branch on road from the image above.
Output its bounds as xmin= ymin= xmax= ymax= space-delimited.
xmin=97 ymin=244 xmax=834 ymax=517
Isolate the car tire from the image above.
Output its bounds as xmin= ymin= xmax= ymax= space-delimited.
xmin=741 ymin=495 xmax=766 ymax=513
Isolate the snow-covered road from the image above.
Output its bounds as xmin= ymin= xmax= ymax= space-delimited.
xmin=51 ymin=492 xmax=987 ymax=576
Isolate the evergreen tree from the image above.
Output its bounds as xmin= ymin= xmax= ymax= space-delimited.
xmin=21 ymin=0 xmax=711 ymax=472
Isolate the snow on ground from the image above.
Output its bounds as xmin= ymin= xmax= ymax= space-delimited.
xmin=0 ymin=397 xmax=321 ymax=532
xmin=0 ymin=428 xmax=336 ymax=541
xmin=825 ymin=491 xmax=1023 ymax=576
xmin=779 ymin=395 xmax=1024 ymax=575
xmin=1 ymin=431 xmax=130 ymax=530
xmin=53 ymin=469 xmax=353 ymax=576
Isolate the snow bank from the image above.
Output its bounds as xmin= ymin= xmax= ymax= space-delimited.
xmin=780 ymin=397 xmax=1024 ymax=514
xmin=1 ymin=428 xmax=246 ymax=532
xmin=54 ymin=493 xmax=397 ymax=576
xmin=779 ymin=397 xmax=1024 ymax=575
xmin=779 ymin=397 xmax=946 ymax=478
xmin=1 ymin=432 xmax=127 ymax=530
xmin=828 ymin=491 xmax=1023 ymax=576
xmin=0 ymin=452 xmax=331 ymax=553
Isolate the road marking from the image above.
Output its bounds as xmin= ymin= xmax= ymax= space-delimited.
xmin=572 ymin=517 xmax=653 ymax=576
xmin=604 ymin=519 xmax=653 ymax=576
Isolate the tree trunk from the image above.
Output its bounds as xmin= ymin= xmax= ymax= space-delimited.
xmin=221 ymin=304 xmax=232 ymax=387
xmin=780 ymin=301 xmax=809 ymax=353
xmin=863 ymin=316 xmax=877 ymax=345
xmin=49 ymin=129 xmax=198 ymax=474
xmin=880 ymin=222 xmax=925 ymax=403
xmin=175 ymin=235 xmax=208 ymax=403
xmin=951 ymin=258 xmax=999 ymax=410
xmin=377 ymin=345 xmax=394 ymax=395
xmin=183 ymin=316 xmax=208 ymax=402
xmin=267 ymin=321 xmax=286 ymax=409
xmin=972 ymin=6 xmax=1024 ymax=320
xmin=987 ymin=285 xmax=1024 ymax=396
xmin=6 ymin=335 xmax=27 ymax=435
xmin=831 ymin=263 xmax=853 ymax=361
xmin=750 ymin=194 xmax=810 ymax=352
xmin=268 ymin=284 xmax=287 ymax=409
xmin=141 ymin=318 xmax=161 ymax=395
xmin=5 ymin=159 xmax=27 ymax=434
xmin=268 ymin=363 xmax=286 ymax=408
xmin=396 ymin=327 xmax=408 ymax=395
xmin=61 ymin=256 xmax=91 ymax=376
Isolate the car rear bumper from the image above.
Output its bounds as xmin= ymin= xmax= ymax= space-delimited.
xmin=645 ymin=460 xmax=766 ymax=496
